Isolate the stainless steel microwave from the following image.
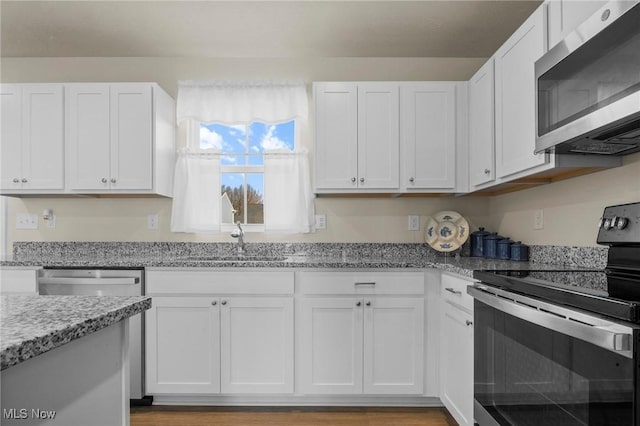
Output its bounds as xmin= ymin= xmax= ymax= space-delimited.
xmin=535 ymin=0 xmax=640 ymax=155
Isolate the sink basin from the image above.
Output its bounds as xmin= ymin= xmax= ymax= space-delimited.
xmin=182 ymin=255 xmax=288 ymax=262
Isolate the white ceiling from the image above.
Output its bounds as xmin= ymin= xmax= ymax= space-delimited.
xmin=1 ymin=1 xmax=542 ymax=58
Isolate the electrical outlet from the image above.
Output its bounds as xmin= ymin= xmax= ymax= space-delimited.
xmin=16 ymin=213 xmax=38 ymax=229
xmin=147 ymin=214 xmax=159 ymax=230
xmin=315 ymin=214 xmax=326 ymax=230
xmin=46 ymin=214 xmax=56 ymax=229
xmin=534 ymin=209 xmax=544 ymax=230
xmin=408 ymin=215 xmax=420 ymax=231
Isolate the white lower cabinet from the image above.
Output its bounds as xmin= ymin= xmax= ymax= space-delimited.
xmin=145 ymin=270 xmax=294 ymax=395
xmin=0 ymin=267 xmax=40 ymax=294
xmin=298 ymin=271 xmax=425 ymax=395
xmin=146 ymin=297 xmax=220 ymax=394
xmin=440 ymin=273 xmax=475 ymax=426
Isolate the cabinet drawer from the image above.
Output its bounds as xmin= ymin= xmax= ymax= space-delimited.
xmin=441 ymin=273 xmax=475 ymax=312
xmin=146 ymin=269 xmax=294 ymax=295
xmin=297 ymin=271 xmax=424 ymax=295
xmin=0 ymin=267 xmax=39 ymax=294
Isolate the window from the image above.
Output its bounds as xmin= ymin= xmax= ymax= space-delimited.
xmin=199 ymin=120 xmax=295 ymax=226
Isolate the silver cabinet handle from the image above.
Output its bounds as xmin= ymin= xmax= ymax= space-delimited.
xmin=466 ymin=320 xmax=473 ymax=326
xmin=484 ymin=169 xmax=491 ymax=175
xmin=13 ymin=178 xmax=19 ymax=183
xmin=351 ymin=177 xmax=356 ymax=183
xmin=21 ymin=178 xmax=27 ymax=183
xmin=111 ymin=178 xmax=116 ymax=184
xmin=445 ymin=287 xmax=462 ymax=295
xmin=211 ymin=300 xmax=217 ymax=306
xmin=355 ymin=282 xmax=376 ymax=286
xmin=366 ymin=301 xmax=371 ymax=306
xmin=360 ymin=177 xmax=365 ymax=183
xmin=221 ymin=300 xmax=227 ymax=305
xmin=356 ymin=301 xmax=361 ymax=307
xmin=101 ymin=178 xmax=108 ymax=183
xmin=409 ymin=177 xmax=415 ymax=183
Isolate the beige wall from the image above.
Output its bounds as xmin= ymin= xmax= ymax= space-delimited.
xmin=1 ymin=57 xmax=638 ymax=251
xmin=490 ymin=153 xmax=640 ymax=247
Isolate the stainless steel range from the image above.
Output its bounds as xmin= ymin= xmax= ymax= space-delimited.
xmin=469 ymin=202 xmax=640 ymax=426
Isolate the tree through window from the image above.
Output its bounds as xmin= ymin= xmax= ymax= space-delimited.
xmin=200 ymin=120 xmax=295 ymax=225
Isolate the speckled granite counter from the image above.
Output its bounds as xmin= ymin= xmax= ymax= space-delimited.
xmin=0 ymin=295 xmax=151 ymax=370
xmin=0 ymin=242 xmax=607 ymax=279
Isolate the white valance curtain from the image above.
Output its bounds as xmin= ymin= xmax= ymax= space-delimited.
xmin=176 ymin=80 xmax=308 ymax=125
xmin=170 ymin=80 xmax=314 ymax=234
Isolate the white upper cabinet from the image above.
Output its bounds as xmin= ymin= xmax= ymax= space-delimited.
xmin=67 ymin=83 xmax=172 ymax=195
xmin=1 ymin=84 xmax=64 ymax=192
xmin=1 ymin=82 xmax=174 ymax=197
xmin=468 ymin=60 xmax=496 ymax=188
xmin=547 ymin=0 xmax=607 ymax=49
xmin=312 ymin=83 xmax=358 ymax=190
xmin=494 ymin=4 xmax=548 ymax=179
xmin=357 ymin=83 xmax=400 ymax=190
xmin=314 ymin=82 xmax=399 ymax=192
xmin=400 ymin=83 xmax=459 ymax=191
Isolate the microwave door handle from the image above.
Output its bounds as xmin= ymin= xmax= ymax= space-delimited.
xmin=38 ymin=277 xmax=140 ymax=285
xmin=468 ymin=285 xmax=634 ymax=359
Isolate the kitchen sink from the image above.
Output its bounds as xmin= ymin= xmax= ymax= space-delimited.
xmin=182 ymin=255 xmax=289 ymax=262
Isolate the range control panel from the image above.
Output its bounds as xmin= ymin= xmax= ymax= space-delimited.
xmin=597 ymin=202 xmax=640 ymax=245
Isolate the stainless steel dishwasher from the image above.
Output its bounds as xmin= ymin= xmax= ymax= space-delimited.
xmin=37 ymin=268 xmax=150 ymax=404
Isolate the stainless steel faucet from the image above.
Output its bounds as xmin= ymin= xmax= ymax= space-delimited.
xmin=230 ymin=221 xmax=245 ymax=254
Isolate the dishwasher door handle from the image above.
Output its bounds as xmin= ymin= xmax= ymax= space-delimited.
xmin=38 ymin=277 xmax=140 ymax=285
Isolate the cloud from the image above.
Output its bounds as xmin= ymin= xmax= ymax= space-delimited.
xmin=260 ymin=125 xmax=291 ymax=151
xmin=200 ymin=126 xmax=224 ymax=150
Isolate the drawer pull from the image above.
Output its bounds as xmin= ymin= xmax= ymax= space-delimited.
xmin=355 ymin=282 xmax=376 ymax=286
xmin=466 ymin=320 xmax=473 ymax=326
xmin=445 ymin=287 xmax=462 ymax=295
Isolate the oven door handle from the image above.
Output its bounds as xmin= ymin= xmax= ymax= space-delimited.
xmin=468 ymin=285 xmax=635 ymax=358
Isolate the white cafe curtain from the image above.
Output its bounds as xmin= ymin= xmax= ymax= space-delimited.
xmin=171 ymin=80 xmax=314 ymax=233
xmin=263 ymin=150 xmax=314 ymax=233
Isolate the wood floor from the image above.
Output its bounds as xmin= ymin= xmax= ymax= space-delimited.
xmin=130 ymin=406 xmax=458 ymax=426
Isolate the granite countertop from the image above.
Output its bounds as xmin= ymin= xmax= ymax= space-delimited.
xmin=0 ymin=242 xmax=607 ymax=279
xmin=0 ymin=295 xmax=151 ymax=370
xmin=0 ymin=254 xmax=593 ymax=279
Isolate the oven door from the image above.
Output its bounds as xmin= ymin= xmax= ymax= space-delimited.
xmin=469 ymin=284 xmax=639 ymax=426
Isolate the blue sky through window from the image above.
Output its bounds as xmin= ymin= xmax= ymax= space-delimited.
xmin=201 ymin=120 xmax=294 ymax=224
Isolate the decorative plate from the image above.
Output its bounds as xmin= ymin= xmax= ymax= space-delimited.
xmin=424 ymin=210 xmax=470 ymax=252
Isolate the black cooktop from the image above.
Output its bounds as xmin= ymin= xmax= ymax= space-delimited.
xmin=473 ymin=269 xmax=640 ymax=324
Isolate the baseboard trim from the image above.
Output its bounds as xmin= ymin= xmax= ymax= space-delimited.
xmin=150 ymin=395 xmax=442 ymax=407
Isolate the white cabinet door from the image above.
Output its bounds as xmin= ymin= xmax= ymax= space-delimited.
xmin=363 ymin=297 xmax=424 ymax=394
xmin=146 ymin=297 xmax=220 ymax=394
xmin=401 ymin=83 xmax=456 ymax=190
xmin=22 ymin=85 xmax=64 ymax=190
xmin=357 ymin=83 xmax=400 ymax=190
xmin=1 ymin=84 xmax=64 ymax=191
xmin=495 ymin=5 xmax=548 ymax=179
xmin=440 ymin=301 xmax=474 ymax=426
xmin=66 ymin=84 xmax=111 ymax=191
xmin=547 ymin=0 xmax=607 ymax=49
xmin=314 ymin=83 xmax=358 ymax=190
xmin=1 ymin=85 xmax=23 ymax=190
xmin=220 ymin=297 xmax=294 ymax=394
xmin=469 ymin=60 xmax=496 ymax=188
xmin=299 ymin=297 xmax=363 ymax=394
xmin=110 ymin=84 xmax=153 ymax=190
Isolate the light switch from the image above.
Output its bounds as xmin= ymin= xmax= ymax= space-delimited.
xmin=408 ymin=215 xmax=420 ymax=231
